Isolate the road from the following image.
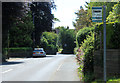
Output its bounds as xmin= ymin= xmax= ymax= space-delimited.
xmin=0 ymin=54 xmax=80 ymax=81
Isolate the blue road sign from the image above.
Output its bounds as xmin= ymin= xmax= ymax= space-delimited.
xmin=92 ymin=7 xmax=102 ymax=22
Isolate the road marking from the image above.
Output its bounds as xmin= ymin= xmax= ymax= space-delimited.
xmin=2 ymin=69 xmax=13 ymax=74
xmin=57 ymin=63 xmax=63 ymax=71
xmin=0 ymin=66 xmax=2 ymax=68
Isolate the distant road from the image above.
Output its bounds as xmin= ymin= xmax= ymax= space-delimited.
xmin=1 ymin=54 xmax=80 ymax=81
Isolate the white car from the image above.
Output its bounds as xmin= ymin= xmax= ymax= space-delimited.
xmin=33 ymin=48 xmax=46 ymax=57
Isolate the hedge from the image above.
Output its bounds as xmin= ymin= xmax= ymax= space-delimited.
xmin=4 ymin=47 xmax=33 ymax=58
xmin=5 ymin=47 xmax=32 ymax=52
xmin=96 ymin=22 xmax=120 ymax=49
xmin=78 ymin=32 xmax=95 ymax=81
xmin=76 ymin=27 xmax=95 ymax=47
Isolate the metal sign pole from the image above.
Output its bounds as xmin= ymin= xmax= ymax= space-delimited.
xmin=103 ymin=5 xmax=106 ymax=82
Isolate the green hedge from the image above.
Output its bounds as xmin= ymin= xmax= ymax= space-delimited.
xmin=4 ymin=47 xmax=33 ymax=58
xmin=76 ymin=27 xmax=95 ymax=47
xmin=79 ymin=32 xmax=95 ymax=81
xmin=96 ymin=22 xmax=120 ymax=49
xmin=6 ymin=47 xmax=32 ymax=52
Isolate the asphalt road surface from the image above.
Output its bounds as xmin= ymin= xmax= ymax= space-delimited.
xmin=0 ymin=54 xmax=80 ymax=81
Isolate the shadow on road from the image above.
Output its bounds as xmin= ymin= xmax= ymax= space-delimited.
xmin=1 ymin=61 xmax=24 ymax=65
xmin=33 ymin=55 xmax=55 ymax=58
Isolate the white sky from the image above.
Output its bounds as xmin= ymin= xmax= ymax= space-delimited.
xmin=52 ymin=0 xmax=90 ymax=29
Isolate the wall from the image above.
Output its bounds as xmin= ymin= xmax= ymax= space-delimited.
xmin=94 ymin=49 xmax=120 ymax=79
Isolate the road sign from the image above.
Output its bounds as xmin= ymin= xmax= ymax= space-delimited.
xmin=92 ymin=7 xmax=102 ymax=22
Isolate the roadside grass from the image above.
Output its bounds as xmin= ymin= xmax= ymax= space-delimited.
xmin=107 ymin=78 xmax=120 ymax=82
xmin=92 ymin=77 xmax=120 ymax=83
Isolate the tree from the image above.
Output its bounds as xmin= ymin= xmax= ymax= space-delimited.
xmin=40 ymin=32 xmax=58 ymax=54
xmin=2 ymin=2 xmax=25 ymax=60
xmin=107 ymin=3 xmax=120 ymax=22
xmin=9 ymin=11 xmax=34 ymax=47
xmin=30 ymin=2 xmax=55 ymax=47
xmin=2 ymin=2 xmax=24 ymax=48
xmin=73 ymin=7 xmax=92 ymax=31
xmin=58 ymin=27 xmax=76 ymax=54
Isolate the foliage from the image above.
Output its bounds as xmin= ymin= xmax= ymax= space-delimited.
xmin=40 ymin=37 xmax=48 ymax=50
xmin=2 ymin=2 xmax=26 ymax=61
xmin=5 ymin=47 xmax=32 ymax=52
xmin=2 ymin=47 xmax=32 ymax=58
xmin=96 ymin=22 xmax=120 ymax=49
xmin=40 ymin=32 xmax=58 ymax=54
xmin=78 ymin=32 xmax=95 ymax=81
xmin=42 ymin=32 xmax=58 ymax=45
xmin=73 ymin=7 xmax=92 ymax=31
xmin=4 ymin=47 xmax=33 ymax=58
xmin=55 ymin=26 xmax=65 ymax=30
xmin=2 ymin=2 xmax=24 ymax=31
xmin=2 ymin=2 xmax=27 ymax=48
xmin=53 ymin=17 xmax=60 ymax=22
xmin=9 ymin=11 xmax=34 ymax=47
xmin=76 ymin=27 xmax=95 ymax=47
xmin=75 ymin=2 xmax=119 ymax=82
xmin=30 ymin=2 xmax=54 ymax=47
xmin=2 ymin=2 xmax=23 ymax=46
xmin=58 ymin=27 xmax=76 ymax=54
xmin=107 ymin=3 xmax=120 ymax=22
xmin=107 ymin=78 xmax=120 ymax=82
xmin=92 ymin=77 xmax=120 ymax=83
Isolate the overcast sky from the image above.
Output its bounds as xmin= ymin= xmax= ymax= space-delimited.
xmin=52 ymin=0 xmax=90 ymax=29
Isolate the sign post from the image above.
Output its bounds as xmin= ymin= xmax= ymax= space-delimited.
xmin=92 ymin=6 xmax=106 ymax=82
xmin=103 ymin=5 xmax=106 ymax=82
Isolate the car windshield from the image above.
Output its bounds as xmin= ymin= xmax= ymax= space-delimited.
xmin=34 ymin=50 xmax=43 ymax=51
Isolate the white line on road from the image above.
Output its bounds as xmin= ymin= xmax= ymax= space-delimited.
xmin=57 ymin=63 xmax=63 ymax=71
xmin=2 ymin=69 xmax=13 ymax=74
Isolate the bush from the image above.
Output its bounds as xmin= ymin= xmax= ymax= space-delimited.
xmin=7 ymin=47 xmax=32 ymax=52
xmin=96 ymin=22 xmax=120 ymax=49
xmin=5 ymin=47 xmax=33 ymax=57
xmin=78 ymin=32 xmax=95 ymax=81
xmin=45 ymin=44 xmax=58 ymax=55
xmin=76 ymin=27 xmax=95 ymax=47
xmin=40 ymin=32 xmax=58 ymax=55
